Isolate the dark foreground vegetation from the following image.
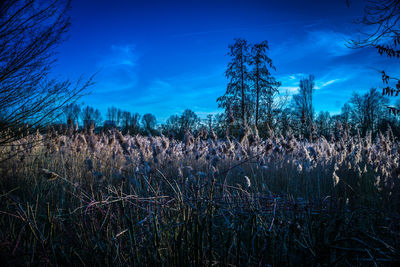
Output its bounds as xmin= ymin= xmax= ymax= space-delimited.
xmin=0 ymin=127 xmax=399 ymax=266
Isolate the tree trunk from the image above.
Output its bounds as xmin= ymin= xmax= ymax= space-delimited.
xmin=240 ymin=49 xmax=245 ymax=126
xmin=255 ymin=64 xmax=259 ymax=130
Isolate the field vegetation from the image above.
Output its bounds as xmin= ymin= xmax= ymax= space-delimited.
xmin=0 ymin=126 xmax=399 ymax=265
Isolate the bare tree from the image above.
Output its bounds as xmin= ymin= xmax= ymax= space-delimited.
xmin=117 ymin=108 xmax=123 ymax=128
xmin=348 ymin=0 xmax=400 ymax=114
xmin=107 ymin=106 xmax=118 ymax=125
xmin=315 ymin=111 xmax=331 ymax=137
xmin=341 ymin=103 xmax=352 ymax=124
xmin=119 ymin=110 xmax=140 ymax=133
xmin=349 ymin=0 xmax=400 ymax=56
xmin=180 ymin=109 xmax=200 ymax=132
xmin=121 ymin=111 xmax=131 ymax=131
xmin=62 ymin=103 xmax=81 ymax=124
xmin=165 ymin=115 xmax=180 ymax=138
xmin=130 ymin=112 xmax=141 ymax=134
xmin=0 ymin=0 xmax=92 ymax=146
xmin=93 ymin=109 xmax=102 ymax=127
xmin=349 ymin=88 xmax=389 ymax=135
xmin=276 ymin=107 xmax=292 ymax=136
xmin=292 ymin=75 xmax=315 ymax=138
xmin=142 ymin=113 xmax=156 ymax=134
xmin=81 ymin=105 xmax=102 ymax=128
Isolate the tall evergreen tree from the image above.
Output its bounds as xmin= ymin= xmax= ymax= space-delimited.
xmin=250 ymin=41 xmax=281 ymax=130
xmin=217 ymin=38 xmax=251 ymax=126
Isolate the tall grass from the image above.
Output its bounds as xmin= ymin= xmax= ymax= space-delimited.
xmin=0 ymin=128 xmax=399 ymax=265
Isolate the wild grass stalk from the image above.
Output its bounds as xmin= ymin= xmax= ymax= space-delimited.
xmin=0 ymin=129 xmax=399 ymax=265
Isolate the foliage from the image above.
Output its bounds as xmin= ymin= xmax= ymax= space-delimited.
xmin=218 ymin=39 xmax=281 ymax=130
xmin=217 ymin=38 xmax=251 ymax=126
xmin=250 ymin=41 xmax=281 ymax=130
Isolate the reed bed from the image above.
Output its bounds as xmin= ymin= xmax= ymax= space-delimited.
xmin=0 ymin=128 xmax=399 ymax=265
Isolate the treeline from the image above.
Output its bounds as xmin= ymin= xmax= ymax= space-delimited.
xmin=215 ymin=86 xmax=398 ymax=140
xmin=212 ymin=38 xmax=399 ymax=140
xmin=56 ymin=85 xmax=399 ymax=141
xmin=60 ymin=104 xmax=146 ymax=135
xmin=54 ymin=38 xmax=399 ymax=140
xmin=59 ymin=103 xmax=202 ymax=138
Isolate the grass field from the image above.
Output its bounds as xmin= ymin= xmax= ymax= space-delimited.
xmin=0 ymin=128 xmax=399 ymax=266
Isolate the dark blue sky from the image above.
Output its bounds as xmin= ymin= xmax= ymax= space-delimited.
xmin=53 ymin=0 xmax=400 ymax=122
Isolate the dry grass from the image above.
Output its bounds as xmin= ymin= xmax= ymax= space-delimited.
xmin=0 ymin=128 xmax=399 ymax=265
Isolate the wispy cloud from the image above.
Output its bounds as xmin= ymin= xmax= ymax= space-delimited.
xmin=319 ymin=79 xmax=338 ymax=87
xmin=86 ymin=45 xmax=226 ymax=122
xmin=280 ymin=86 xmax=299 ymax=94
xmin=306 ymin=30 xmax=352 ymax=57
xmin=98 ymin=44 xmax=138 ymax=68
xmin=278 ymin=73 xmax=305 ymax=95
xmin=94 ymin=44 xmax=139 ymax=93
xmin=272 ymin=29 xmax=354 ymax=63
xmin=315 ymin=78 xmax=341 ymax=89
xmin=278 ymin=72 xmax=350 ymax=98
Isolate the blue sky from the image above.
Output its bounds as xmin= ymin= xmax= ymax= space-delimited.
xmin=53 ymin=0 xmax=400 ymax=123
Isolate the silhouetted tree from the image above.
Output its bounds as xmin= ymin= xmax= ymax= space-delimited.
xmin=0 ymin=0 xmax=91 ymax=146
xmin=142 ymin=113 xmax=156 ymax=134
xmin=250 ymin=41 xmax=281 ymax=130
xmin=180 ymin=109 xmax=200 ymax=132
xmin=119 ymin=111 xmax=140 ymax=133
xmin=206 ymin=114 xmax=213 ymax=129
xmin=129 ymin=112 xmax=141 ymax=134
xmin=315 ymin=111 xmax=331 ymax=137
xmin=165 ymin=115 xmax=180 ymax=138
xmin=107 ymin=106 xmax=118 ymax=125
xmin=276 ymin=107 xmax=292 ymax=136
xmin=292 ymin=75 xmax=315 ymax=138
xmin=164 ymin=109 xmax=200 ymax=139
xmin=341 ymin=103 xmax=352 ymax=125
xmin=349 ymin=0 xmax=400 ymax=57
xmin=117 ymin=109 xmax=123 ymax=128
xmin=349 ymin=0 xmax=400 ymax=114
xmin=214 ymin=113 xmax=229 ymax=138
xmin=93 ymin=109 xmax=102 ymax=127
xmin=81 ymin=105 xmax=102 ymax=128
xmin=349 ymin=88 xmax=389 ymax=135
xmin=217 ymin=38 xmax=251 ymax=126
xmin=121 ymin=111 xmax=131 ymax=132
xmin=62 ymin=103 xmax=81 ymax=125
